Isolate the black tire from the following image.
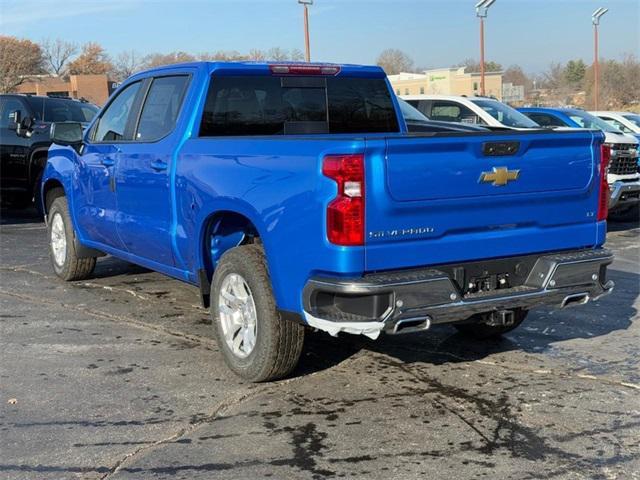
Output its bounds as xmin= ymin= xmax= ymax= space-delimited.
xmin=608 ymin=204 xmax=639 ymax=223
xmin=211 ymin=244 xmax=304 ymax=382
xmin=454 ymin=309 xmax=528 ymax=339
xmin=33 ymin=171 xmax=44 ymax=216
xmin=47 ymin=196 xmax=96 ymax=281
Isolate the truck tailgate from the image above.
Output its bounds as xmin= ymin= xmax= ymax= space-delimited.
xmin=365 ymin=131 xmax=602 ymax=271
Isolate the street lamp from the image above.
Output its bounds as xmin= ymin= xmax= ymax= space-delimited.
xmin=475 ymin=0 xmax=496 ymax=96
xmin=592 ymin=7 xmax=608 ymax=110
xmin=298 ymin=0 xmax=313 ymax=62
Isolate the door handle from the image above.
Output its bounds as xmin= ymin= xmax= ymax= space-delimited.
xmin=101 ymin=157 xmax=115 ymax=167
xmin=150 ymin=159 xmax=168 ymax=171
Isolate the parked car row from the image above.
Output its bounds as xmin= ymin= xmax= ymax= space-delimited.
xmin=401 ymin=94 xmax=640 ymax=221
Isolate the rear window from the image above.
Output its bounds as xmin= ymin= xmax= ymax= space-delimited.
xmin=199 ymin=75 xmax=399 ymax=136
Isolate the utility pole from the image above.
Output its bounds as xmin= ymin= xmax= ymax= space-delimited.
xmin=475 ymin=0 xmax=496 ymax=96
xmin=298 ymin=0 xmax=313 ymax=62
xmin=592 ymin=8 xmax=608 ymax=110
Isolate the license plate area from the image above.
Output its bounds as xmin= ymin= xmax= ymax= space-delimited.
xmin=437 ymin=254 xmax=541 ymax=296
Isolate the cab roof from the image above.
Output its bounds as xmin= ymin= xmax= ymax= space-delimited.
xmin=130 ymin=61 xmax=387 ymax=79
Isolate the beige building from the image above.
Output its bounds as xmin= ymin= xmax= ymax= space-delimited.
xmin=388 ymin=67 xmax=503 ymax=101
xmin=16 ymin=74 xmax=114 ymax=106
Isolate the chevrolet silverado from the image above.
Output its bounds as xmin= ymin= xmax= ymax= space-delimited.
xmin=41 ymin=62 xmax=614 ymax=381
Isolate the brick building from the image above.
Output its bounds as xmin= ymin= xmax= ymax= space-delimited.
xmin=16 ymin=74 xmax=115 ymax=106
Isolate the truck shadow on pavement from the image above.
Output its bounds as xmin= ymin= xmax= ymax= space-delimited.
xmin=298 ymin=267 xmax=639 ymax=380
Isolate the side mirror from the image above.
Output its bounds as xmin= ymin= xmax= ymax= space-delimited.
xmin=51 ymin=122 xmax=84 ymax=147
xmin=9 ymin=110 xmax=35 ymax=138
xmin=8 ymin=109 xmax=21 ymax=130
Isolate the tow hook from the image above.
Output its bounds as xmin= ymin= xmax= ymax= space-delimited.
xmin=485 ymin=310 xmax=515 ymax=327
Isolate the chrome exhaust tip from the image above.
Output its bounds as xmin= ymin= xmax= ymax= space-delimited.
xmin=561 ymin=293 xmax=590 ymax=308
xmin=392 ymin=316 xmax=431 ymax=334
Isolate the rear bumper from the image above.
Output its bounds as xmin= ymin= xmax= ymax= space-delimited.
xmin=609 ymin=180 xmax=640 ymax=209
xmin=302 ymin=248 xmax=614 ymax=339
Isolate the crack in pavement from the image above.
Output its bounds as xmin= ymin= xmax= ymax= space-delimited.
xmin=376 ymin=341 xmax=640 ymax=392
xmin=0 ymin=289 xmax=216 ymax=350
xmin=98 ymin=364 xmax=350 ymax=479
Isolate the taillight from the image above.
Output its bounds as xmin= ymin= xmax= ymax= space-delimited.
xmin=597 ymin=144 xmax=611 ymax=221
xmin=322 ymin=154 xmax=364 ymax=246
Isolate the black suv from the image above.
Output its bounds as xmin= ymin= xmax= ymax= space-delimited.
xmin=0 ymin=94 xmax=99 ymax=210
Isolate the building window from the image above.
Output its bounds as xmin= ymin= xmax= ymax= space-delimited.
xmin=473 ymin=82 xmax=478 ymax=91
xmin=404 ymin=88 xmax=409 ymax=95
xmin=396 ymin=89 xmax=400 ymax=95
xmin=419 ymin=87 xmax=425 ymax=94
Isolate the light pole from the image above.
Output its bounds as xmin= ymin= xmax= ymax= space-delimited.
xmin=298 ymin=0 xmax=313 ymax=62
xmin=475 ymin=0 xmax=496 ymax=96
xmin=592 ymin=7 xmax=608 ymax=110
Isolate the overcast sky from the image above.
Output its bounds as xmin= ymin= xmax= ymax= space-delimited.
xmin=1 ymin=0 xmax=638 ymax=74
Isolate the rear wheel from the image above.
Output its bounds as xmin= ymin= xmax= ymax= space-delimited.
xmin=454 ymin=309 xmax=528 ymax=339
xmin=211 ymin=244 xmax=304 ymax=382
xmin=609 ymin=204 xmax=639 ymax=223
xmin=48 ymin=196 xmax=96 ymax=281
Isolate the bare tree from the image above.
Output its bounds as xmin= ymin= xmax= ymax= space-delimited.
xmin=40 ymin=38 xmax=77 ymax=76
xmin=0 ymin=36 xmax=45 ymax=93
xmin=376 ymin=49 xmax=414 ymax=75
xmin=68 ymin=42 xmax=113 ymax=75
xmin=248 ymin=49 xmax=265 ymax=61
xmin=503 ymin=65 xmax=533 ymax=92
xmin=266 ymin=47 xmax=290 ymax=61
xmin=290 ymin=49 xmax=305 ymax=62
xmin=113 ymin=50 xmax=143 ymax=82
xmin=142 ymin=51 xmax=196 ymax=68
xmin=454 ymin=58 xmax=502 ymax=73
xmin=585 ymin=54 xmax=640 ymax=109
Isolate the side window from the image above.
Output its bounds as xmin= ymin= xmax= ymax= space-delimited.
xmin=431 ymin=101 xmax=482 ymax=124
xmin=528 ymin=113 xmax=566 ymax=127
xmin=94 ymin=81 xmax=142 ymax=142
xmin=0 ymin=98 xmax=28 ymax=128
xmin=408 ymin=100 xmax=429 ymax=118
xmin=135 ymin=76 xmax=189 ymax=142
xmin=430 ymin=102 xmax=464 ymax=122
xmin=602 ymin=117 xmax=632 ymax=133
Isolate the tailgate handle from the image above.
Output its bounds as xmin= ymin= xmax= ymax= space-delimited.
xmin=483 ymin=141 xmax=520 ymax=156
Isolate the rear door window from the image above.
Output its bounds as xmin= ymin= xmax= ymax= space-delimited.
xmin=135 ymin=75 xmax=190 ymax=142
xmin=199 ymin=74 xmax=398 ymax=136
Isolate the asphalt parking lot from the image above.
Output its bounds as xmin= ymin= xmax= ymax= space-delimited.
xmin=1 ymin=206 xmax=639 ymax=480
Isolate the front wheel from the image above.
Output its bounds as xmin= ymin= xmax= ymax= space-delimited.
xmin=454 ymin=309 xmax=528 ymax=339
xmin=48 ymin=196 xmax=96 ymax=281
xmin=211 ymin=244 xmax=304 ymax=382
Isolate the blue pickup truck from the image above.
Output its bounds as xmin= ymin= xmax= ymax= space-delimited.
xmin=42 ymin=62 xmax=614 ymax=381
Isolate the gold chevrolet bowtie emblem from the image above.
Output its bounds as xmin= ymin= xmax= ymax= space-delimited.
xmin=479 ymin=167 xmax=520 ymax=186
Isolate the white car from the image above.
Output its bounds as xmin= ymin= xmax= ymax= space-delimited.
xmin=590 ymin=111 xmax=640 ymax=138
xmin=401 ymin=94 xmax=540 ymax=130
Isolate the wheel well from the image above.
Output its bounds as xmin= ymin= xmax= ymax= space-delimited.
xmin=43 ymin=180 xmax=65 ymax=215
xmin=200 ymin=211 xmax=260 ymax=307
xmin=203 ymin=211 xmax=260 ymax=274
